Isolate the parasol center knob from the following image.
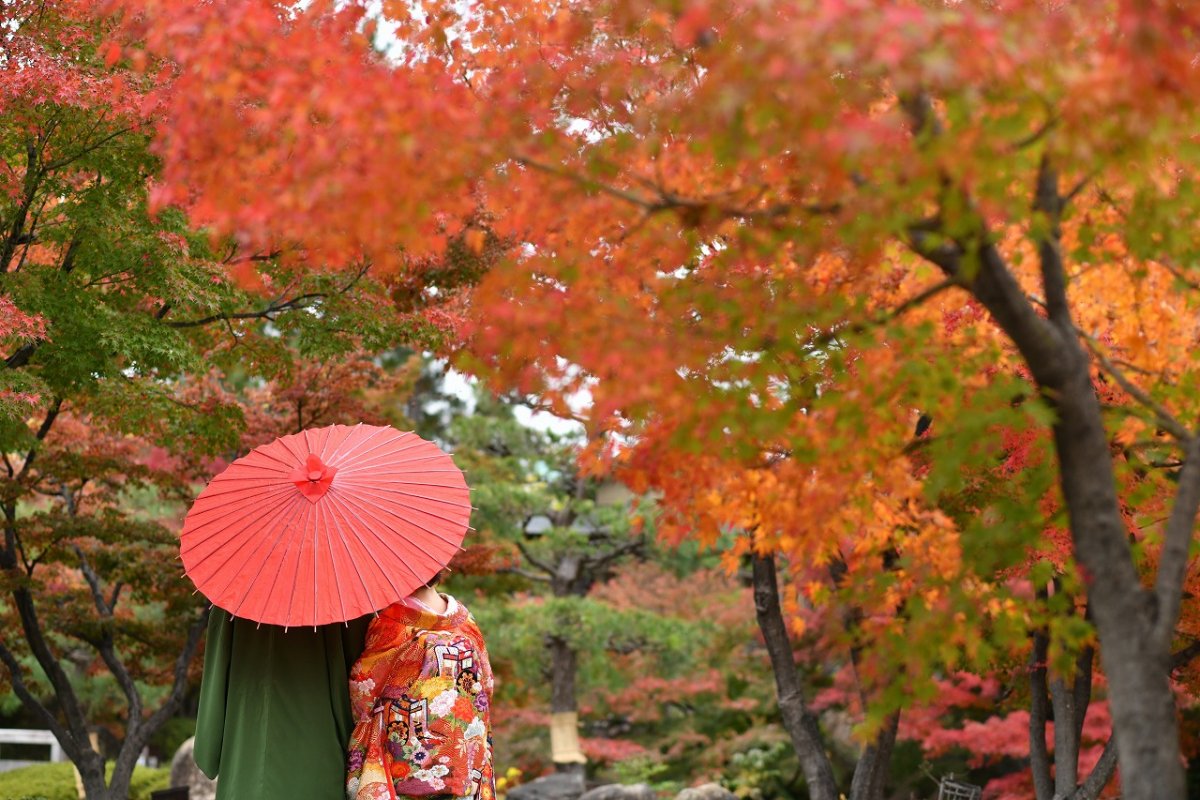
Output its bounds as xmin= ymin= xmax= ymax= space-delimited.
xmin=289 ymin=453 xmax=338 ymax=502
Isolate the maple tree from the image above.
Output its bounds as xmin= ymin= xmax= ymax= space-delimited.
xmin=100 ymin=0 xmax=1200 ymax=797
xmin=0 ymin=6 xmax=483 ymax=798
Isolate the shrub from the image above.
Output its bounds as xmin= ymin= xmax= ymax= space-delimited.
xmin=0 ymin=761 xmax=170 ymax=800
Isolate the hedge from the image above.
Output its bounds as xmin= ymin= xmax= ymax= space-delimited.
xmin=0 ymin=762 xmax=170 ymax=800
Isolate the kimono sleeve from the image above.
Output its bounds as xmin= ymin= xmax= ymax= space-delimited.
xmin=192 ymin=609 xmax=234 ymax=780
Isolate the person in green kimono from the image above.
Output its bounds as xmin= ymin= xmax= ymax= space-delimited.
xmin=194 ymin=608 xmax=372 ymax=799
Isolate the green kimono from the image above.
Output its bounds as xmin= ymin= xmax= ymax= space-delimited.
xmin=194 ymin=609 xmax=371 ymax=800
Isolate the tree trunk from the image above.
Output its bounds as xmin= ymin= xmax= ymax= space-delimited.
xmin=750 ymin=552 xmax=840 ymax=800
xmin=1049 ymin=362 xmax=1185 ymax=799
xmin=548 ymin=633 xmax=585 ymax=778
xmin=849 ymin=711 xmax=898 ymax=800
xmin=76 ymin=742 xmax=113 ymax=800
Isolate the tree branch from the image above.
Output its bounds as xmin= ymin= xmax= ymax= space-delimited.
xmin=1170 ymin=639 xmax=1200 ymax=671
xmin=165 ymin=262 xmax=371 ymax=328
xmin=513 ymin=153 xmax=841 ymax=224
xmin=16 ymin=397 xmax=62 ymax=480
xmin=137 ymin=609 xmax=210 ymax=747
xmin=849 ymin=710 xmax=899 ymax=800
xmin=41 ymin=126 xmax=136 ymax=172
xmin=500 ymin=565 xmax=552 ymax=583
xmin=1029 ymin=627 xmax=1054 ymax=800
xmin=73 ymin=545 xmax=143 ymax=732
xmin=7 ymin=585 xmax=91 ymax=754
xmin=514 ymin=540 xmax=557 ymax=576
xmin=1071 ymin=734 xmax=1118 ymax=800
xmin=583 ymin=537 xmax=643 ymax=574
xmin=1079 ymin=332 xmax=1190 ymax=441
xmin=1034 ymin=156 xmax=1069 ymax=325
xmin=1072 ymin=642 xmax=1094 ymax=746
xmin=1050 ymin=673 xmax=1080 ymax=795
xmin=1152 ymin=434 xmax=1200 ymax=649
xmin=0 ymin=638 xmax=78 ymax=761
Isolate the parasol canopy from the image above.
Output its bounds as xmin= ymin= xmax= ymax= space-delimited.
xmin=180 ymin=423 xmax=471 ymax=627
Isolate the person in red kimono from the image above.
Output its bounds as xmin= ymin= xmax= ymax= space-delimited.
xmin=346 ymin=573 xmax=495 ymax=800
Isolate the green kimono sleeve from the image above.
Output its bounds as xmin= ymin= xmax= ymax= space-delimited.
xmin=193 ymin=609 xmax=232 ymax=780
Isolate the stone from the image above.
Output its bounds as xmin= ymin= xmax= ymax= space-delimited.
xmin=579 ymin=784 xmax=657 ymax=800
xmin=168 ymin=737 xmax=217 ymax=800
xmin=676 ymin=784 xmax=737 ymax=800
xmin=506 ymin=772 xmax=587 ymax=800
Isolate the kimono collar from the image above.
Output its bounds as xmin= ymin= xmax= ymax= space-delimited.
xmin=379 ymin=593 xmax=468 ymax=631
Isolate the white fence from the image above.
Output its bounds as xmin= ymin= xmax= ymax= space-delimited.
xmin=0 ymin=728 xmax=65 ymax=772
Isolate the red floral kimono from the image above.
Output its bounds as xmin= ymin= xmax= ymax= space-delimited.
xmin=346 ymin=595 xmax=495 ymax=800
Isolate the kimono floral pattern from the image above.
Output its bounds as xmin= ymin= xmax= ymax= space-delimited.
xmin=347 ymin=596 xmax=495 ymax=800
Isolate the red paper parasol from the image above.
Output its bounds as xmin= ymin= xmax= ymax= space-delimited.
xmin=180 ymin=424 xmax=471 ymax=627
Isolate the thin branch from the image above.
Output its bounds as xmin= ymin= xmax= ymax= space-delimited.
xmin=500 ymin=565 xmax=552 ymax=583
xmin=1033 ymin=155 xmax=1069 ymax=325
xmin=138 ymin=610 xmax=210 ymax=746
xmin=513 ymin=153 xmax=840 ymax=223
xmin=1152 ymin=434 xmax=1200 ymax=650
xmin=16 ymin=397 xmax=62 ymax=480
xmin=514 ymin=540 xmax=557 ymax=576
xmin=1011 ymin=115 xmax=1059 ymax=151
xmin=1079 ymin=333 xmax=1190 ymax=441
xmin=74 ymin=544 xmax=143 ymax=730
xmin=166 ymin=262 xmax=371 ymax=328
xmin=583 ymin=537 xmax=643 ymax=573
xmin=41 ymin=126 xmax=136 ymax=172
xmin=1072 ymin=641 xmax=1093 ymax=746
xmin=1029 ymin=626 xmax=1054 ymax=800
xmin=802 ymin=279 xmax=960 ymax=354
xmin=0 ymin=639 xmax=78 ymax=761
xmin=166 ymin=292 xmax=326 ymax=328
xmin=1071 ymin=734 xmax=1118 ymax=800
xmin=1170 ymin=639 xmax=1200 ymax=671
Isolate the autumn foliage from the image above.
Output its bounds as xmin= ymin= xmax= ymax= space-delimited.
xmin=9 ymin=0 xmax=1200 ymax=797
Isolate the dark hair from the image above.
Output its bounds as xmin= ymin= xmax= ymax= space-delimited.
xmin=425 ymin=568 xmax=449 ymax=588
